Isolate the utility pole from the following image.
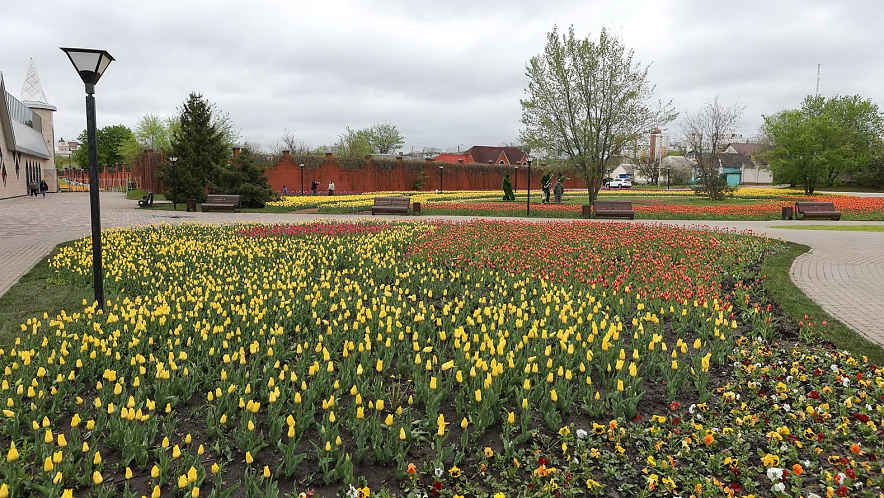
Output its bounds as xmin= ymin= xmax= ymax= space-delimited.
xmin=816 ymin=64 xmax=820 ymax=97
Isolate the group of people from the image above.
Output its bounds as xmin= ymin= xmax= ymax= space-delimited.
xmin=28 ymin=179 xmax=48 ymax=198
xmin=281 ymin=180 xmax=335 ymax=196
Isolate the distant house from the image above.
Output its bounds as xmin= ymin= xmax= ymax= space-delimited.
xmin=606 ymin=156 xmax=638 ymax=181
xmin=685 ymin=144 xmax=773 ymax=185
xmin=433 ymin=146 xmax=528 ymax=165
xmin=722 ymin=143 xmax=772 ymax=184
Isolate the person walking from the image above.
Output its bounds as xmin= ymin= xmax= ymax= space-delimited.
xmin=282 ymin=185 xmax=288 ymax=195
xmin=328 ymin=180 xmax=335 ymax=196
xmin=311 ymin=179 xmax=319 ymax=196
xmin=40 ymin=179 xmax=48 ymax=198
xmin=553 ymin=177 xmax=564 ymax=204
xmin=28 ymin=179 xmax=38 ymax=197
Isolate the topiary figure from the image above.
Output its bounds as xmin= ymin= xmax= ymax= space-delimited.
xmin=502 ymin=173 xmax=515 ymax=201
xmin=540 ymin=171 xmax=552 ymax=204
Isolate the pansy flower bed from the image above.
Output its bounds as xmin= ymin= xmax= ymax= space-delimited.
xmin=2 ymin=220 xmax=883 ymax=497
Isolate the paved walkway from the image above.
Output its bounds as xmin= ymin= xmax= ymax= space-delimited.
xmin=2 ymin=192 xmax=883 ymax=343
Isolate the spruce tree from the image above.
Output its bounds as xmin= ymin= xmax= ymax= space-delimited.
xmin=159 ymin=93 xmax=230 ymax=202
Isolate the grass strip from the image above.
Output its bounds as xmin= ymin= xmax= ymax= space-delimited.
xmin=762 ymin=241 xmax=884 ymax=363
xmin=0 ymin=242 xmax=92 ymax=348
xmin=770 ymin=224 xmax=884 ymax=231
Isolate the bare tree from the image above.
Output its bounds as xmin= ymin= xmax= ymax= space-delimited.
xmin=679 ymin=96 xmax=746 ymax=200
xmin=272 ymin=130 xmax=311 ymax=156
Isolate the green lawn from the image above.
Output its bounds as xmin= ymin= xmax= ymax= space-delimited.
xmin=770 ymin=225 xmax=884 ymax=231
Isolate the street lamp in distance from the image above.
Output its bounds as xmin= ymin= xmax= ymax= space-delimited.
xmin=513 ymin=163 xmax=519 ymax=193
xmin=439 ymin=165 xmax=444 ymax=193
xmin=666 ymin=166 xmax=671 ymax=191
xmin=526 ymin=156 xmax=533 ymax=216
xmin=60 ymin=47 xmax=114 ymax=311
xmin=299 ymin=163 xmax=305 ymax=196
xmin=169 ymin=157 xmax=178 ymax=210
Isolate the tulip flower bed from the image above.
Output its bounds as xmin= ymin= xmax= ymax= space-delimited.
xmin=422 ymin=195 xmax=884 ymax=221
xmin=3 ymin=219 xmax=884 ymax=497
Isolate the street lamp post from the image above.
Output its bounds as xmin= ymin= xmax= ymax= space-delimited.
xmin=667 ymin=167 xmax=671 ymax=191
xmin=526 ymin=157 xmax=533 ymax=216
xmin=170 ymin=157 xmax=178 ymax=210
xmin=299 ymin=163 xmax=305 ymax=195
xmin=61 ymin=47 xmax=114 ymax=311
xmin=439 ymin=165 xmax=444 ymax=193
xmin=514 ymin=164 xmax=519 ymax=193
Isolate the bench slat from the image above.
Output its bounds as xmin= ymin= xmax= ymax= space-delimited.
xmin=372 ymin=196 xmax=410 ymax=215
xmin=795 ymin=202 xmax=841 ymax=220
xmin=593 ymin=200 xmax=634 ymax=219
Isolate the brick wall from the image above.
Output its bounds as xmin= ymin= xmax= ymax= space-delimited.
xmin=264 ymin=153 xmax=588 ymax=194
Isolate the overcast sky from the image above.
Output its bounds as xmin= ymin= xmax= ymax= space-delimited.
xmin=2 ymin=1 xmax=882 ymax=154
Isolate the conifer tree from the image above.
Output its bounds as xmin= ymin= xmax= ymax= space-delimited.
xmin=211 ymin=146 xmax=273 ymax=208
xmin=160 ymin=93 xmax=232 ymax=202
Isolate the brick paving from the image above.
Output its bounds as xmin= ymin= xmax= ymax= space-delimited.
xmin=2 ymin=192 xmax=883 ymax=343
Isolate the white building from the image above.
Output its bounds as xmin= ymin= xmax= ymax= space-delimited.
xmin=0 ymin=60 xmax=58 ymax=199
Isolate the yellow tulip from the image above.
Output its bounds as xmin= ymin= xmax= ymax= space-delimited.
xmin=246 ymin=452 xmax=254 ymax=464
xmin=93 ymin=470 xmax=103 ymax=484
xmin=474 ymin=389 xmax=482 ymax=402
xmin=550 ymin=390 xmax=558 ymax=402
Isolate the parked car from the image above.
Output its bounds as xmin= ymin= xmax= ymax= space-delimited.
xmin=605 ymin=178 xmax=632 ymax=188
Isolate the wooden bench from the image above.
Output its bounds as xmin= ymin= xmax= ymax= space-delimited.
xmin=138 ymin=192 xmax=153 ymax=208
xmin=201 ymin=194 xmax=241 ymax=212
xmin=795 ymin=201 xmax=841 ymax=220
xmin=593 ymin=200 xmax=634 ymax=219
xmin=372 ymin=196 xmax=410 ymax=215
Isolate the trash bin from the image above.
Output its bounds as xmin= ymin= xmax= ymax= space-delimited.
xmin=582 ymin=205 xmax=593 ymax=218
xmin=186 ymin=199 xmax=197 ymax=212
xmin=412 ymin=202 xmax=421 ymax=215
xmin=781 ymin=206 xmax=793 ymax=220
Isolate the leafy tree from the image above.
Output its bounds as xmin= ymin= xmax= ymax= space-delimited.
xmin=520 ymin=26 xmax=675 ymax=205
xmin=366 ymin=123 xmax=405 ymax=154
xmin=119 ymin=114 xmax=178 ymax=165
xmin=211 ymin=146 xmax=273 ymax=208
xmin=159 ymin=93 xmax=234 ymax=202
xmin=336 ymin=126 xmax=373 ymax=157
xmin=679 ymin=96 xmax=746 ymax=200
xmin=72 ymin=124 xmax=134 ymax=170
xmin=761 ymin=95 xmax=883 ymax=194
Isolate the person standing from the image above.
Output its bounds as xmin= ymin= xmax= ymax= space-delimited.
xmin=28 ymin=179 xmax=38 ymax=197
xmin=553 ymin=177 xmax=564 ymax=204
xmin=40 ymin=179 xmax=48 ymax=198
xmin=282 ymin=185 xmax=288 ymax=195
xmin=328 ymin=180 xmax=335 ymax=196
xmin=311 ymin=179 xmax=319 ymax=196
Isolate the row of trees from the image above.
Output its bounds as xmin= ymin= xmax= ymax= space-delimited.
xmin=271 ymin=123 xmax=406 ymax=158
xmin=73 ymin=93 xmax=273 ymax=207
xmin=520 ymin=25 xmax=884 ymax=200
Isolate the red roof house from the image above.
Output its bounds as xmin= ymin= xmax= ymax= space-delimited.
xmin=433 ymin=146 xmax=528 ymax=165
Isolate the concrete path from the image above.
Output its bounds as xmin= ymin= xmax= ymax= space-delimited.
xmin=2 ymin=192 xmax=883 ymax=343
